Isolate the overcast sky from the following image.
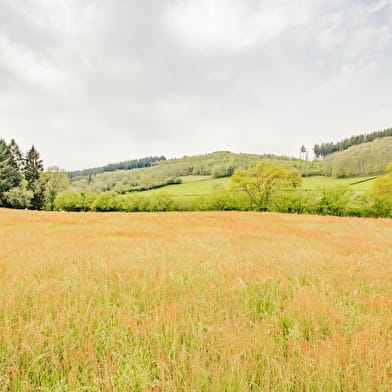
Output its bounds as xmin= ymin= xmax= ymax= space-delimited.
xmin=1 ymin=0 xmax=391 ymax=170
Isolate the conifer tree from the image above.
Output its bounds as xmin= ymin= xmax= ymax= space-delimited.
xmin=8 ymin=139 xmax=24 ymax=172
xmin=24 ymin=145 xmax=44 ymax=210
xmin=0 ymin=139 xmax=21 ymax=205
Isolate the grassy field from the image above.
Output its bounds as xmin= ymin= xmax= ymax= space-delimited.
xmin=301 ymin=176 xmax=378 ymax=191
xmin=144 ymin=177 xmax=230 ymax=196
xmin=1 ymin=209 xmax=392 ymax=391
xmin=143 ymin=175 xmax=377 ymax=197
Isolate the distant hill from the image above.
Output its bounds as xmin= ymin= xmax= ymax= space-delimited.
xmin=314 ymin=127 xmax=392 ymax=158
xmin=68 ymin=156 xmax=166 ymax=179
xmin=70 ymin=151 xmax=324 ymax=193
xmin=324 ymin=137 xmax=392 ymax=177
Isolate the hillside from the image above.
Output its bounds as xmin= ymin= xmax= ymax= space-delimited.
xmin=324 ymin=137 xmax=392 ymax=177
xmin=70 ymin=151 xmax=324 ymax=193
xmin=142 ymin=175 xmax=378 ymax=197
xmin=313 ymin=126 xmax=392 ymax=158
xmin=68 ymin=156 xmax=166 ymax=179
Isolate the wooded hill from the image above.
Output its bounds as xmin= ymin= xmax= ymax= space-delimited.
xmin=68 ymin=156 xmax=166 ymax=179
xmin=70 ymin=151 xmax=323 ymax=193
xmin=324 ymin=137 xmax=392 ymax=177
xmin=314 ymin=127 xmax=392 ymax=158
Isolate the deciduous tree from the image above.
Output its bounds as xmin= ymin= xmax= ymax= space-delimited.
xmin=373 ymin=162 xmax=392 ymax=209
xmin=41 ymin=167 xmax=70 ymax=210
xmin=232 ymin=162 xmax=302 ymax=211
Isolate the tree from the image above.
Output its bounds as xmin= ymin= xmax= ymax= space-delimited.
xmin=40 ymin=167 xmax=70 ymax=210
xmin=140 ymin=174 xmax=154 ymax=190
xmin=24 ymin=145 xmax=44 ymax=210
xmin=232 ymin=162 xmax=302 ymax=211
xmin=4 ymin=180 xmax=33 ymax=209
xmin=0 ymin=139 xmax=21 ymax=206
xmin=313 ymin=127 xmax=392 ymax=158
xmin=373 ymin=162 xmax=392 ymax=210
xmin=8 ymin=139 xmax=24 ymax=172
xmin=300 ymin=145 xmax=307 ymax=160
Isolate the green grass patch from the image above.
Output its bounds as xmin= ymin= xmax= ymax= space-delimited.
xmin=141 ymin=175 xmax=378 ymax=197
xmin=301 ymin=176 xmax=378 ymax=191
xmin=142 ymin=177 xmax=231 ymax=196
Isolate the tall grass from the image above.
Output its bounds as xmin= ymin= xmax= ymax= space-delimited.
xmin=1 ymin=209 xmax=392 ymax=391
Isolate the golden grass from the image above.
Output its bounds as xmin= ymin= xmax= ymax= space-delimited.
xmin=1 ymin=208 xmax=392 ymax=391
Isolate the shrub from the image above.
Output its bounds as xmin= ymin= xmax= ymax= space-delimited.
xmin=4 ymin=180 xmax=33 ymax=209
xmin=118 ymin=193 xmax=147 ymax=212
xmin=91 ymin=191 xmax=120 ymax=211
xmin=55 ymin=190 xmax=82 ymax=211
xmin=271 ymin=190 xmax=318 ymax=214
xmin=144 ymin=192 xmax=174 ymax=212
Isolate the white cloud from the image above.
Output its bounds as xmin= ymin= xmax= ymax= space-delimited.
xmin=164 ymin=0 xmax=310 ymax=50
xmin=0 ymin=0 xmax=392 ymax=169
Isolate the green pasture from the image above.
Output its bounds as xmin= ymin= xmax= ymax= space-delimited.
xmin=143 ymin=177 xmax=230 ymax=196
xmin=142 ymin=175 xmax=378 ymax=197
xmin=301 ymin=176 xmax=378 ymax=191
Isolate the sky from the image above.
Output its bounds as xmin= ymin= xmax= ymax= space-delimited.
xmin=1 ymin=0 xmax=392 ymax=170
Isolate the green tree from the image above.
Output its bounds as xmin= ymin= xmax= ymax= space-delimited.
xmin=300 ymin=145 xmax=307 ymax=160
xmin=232 ymin=162 xmax=302 ymax=211
xmin=0 ymin=139 xmax=21 ymax=206
xmin=92 ymin=191 xmax=120 ymax=211
xmin=24 ymin=145 xmax=44 ymax=210
xmin=373 ymin=162 xmax=392 ymax=211
xmin=41 ymin=167 xmax=70 ymax=210
xmin=4 ymin=180 xmax=33 ymax=209
xmin=8 ymin=139 xmax=24 ymax=172
xmin=140 ymin=174 xmax=154 ymax=190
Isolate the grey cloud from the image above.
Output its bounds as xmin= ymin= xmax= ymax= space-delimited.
xmin=0 ymin=0 xmax=391 ymax=169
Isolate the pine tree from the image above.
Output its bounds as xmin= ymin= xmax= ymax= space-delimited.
xmin=24 ymin=145 xmax=44 ymax=210
xmin=300 ymin=145 xmax=307 ymax=160
xmin=0 ymin=139 xmax=21 ymax=206
xmin=8 ymin=139 xmax=24 ymax=172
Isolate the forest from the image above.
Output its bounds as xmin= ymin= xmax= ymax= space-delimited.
xmin=68 ymin=156 xmax=167 ymax=179
xmin=313 ymin=127 xmax=392 ymax=158
xmin=1 ymin=137 xmax=391 ymax=218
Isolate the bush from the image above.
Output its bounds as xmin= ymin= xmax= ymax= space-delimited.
xmin=55 ymin=191 xmax=81 ymax=211
xmin=203 ymin=188 xmax=251 ymax=211
xmin=313 ymin=188 xmax=349 ymax=216
xmin=55 ymin=190 xmax=97 ymax=211
xmin=92 ymin=191 xmax=120 ymax=211
xmin=143 ymin=192 xmax=174 ymax=212
xmin=4 ymin=180 xmax=33 ymax=209
xmin=271 ymin=190 xmax=318 ymax=214
xmin=52 ymin=180 xmax=391 ymax=218
xmin=118 ymin=193 xmax=147 ymax=212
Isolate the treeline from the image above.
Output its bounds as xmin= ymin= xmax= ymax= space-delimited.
xmin=314 ymin=127 xmax=392 ymax=158
xmin=0 ymin=138 xmax=70 ymax=210
xmin=54 ymin=162 xmax=392 ymax=218
xmin=324 ymin=137 xmax=392 ymax=178
xmin=68 ymin=156 xmax=166 ymax=179
xmin=70 ymin=151 xmax=324 ymax=194
xmin=53 ymin=182 xmax=391 ymax=218
xmin=0 ymin=139 xmax=45 ymax=209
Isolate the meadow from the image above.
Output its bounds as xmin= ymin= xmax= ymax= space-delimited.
xmin=1 ymin=209 xmax=392 ymax=391
xmin=142 ymin=175 xmax=377 ymax=197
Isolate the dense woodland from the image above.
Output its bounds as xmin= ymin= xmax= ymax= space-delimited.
xmin=313 ymin=127 xmax=392 ymax=158
xmin=0 ymin=139 xmax=69 ymax=210
xmin=1 ymin=137 xmax=391 ymax=217
xmin=68 ymin=156 xmax=166 ymax=179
